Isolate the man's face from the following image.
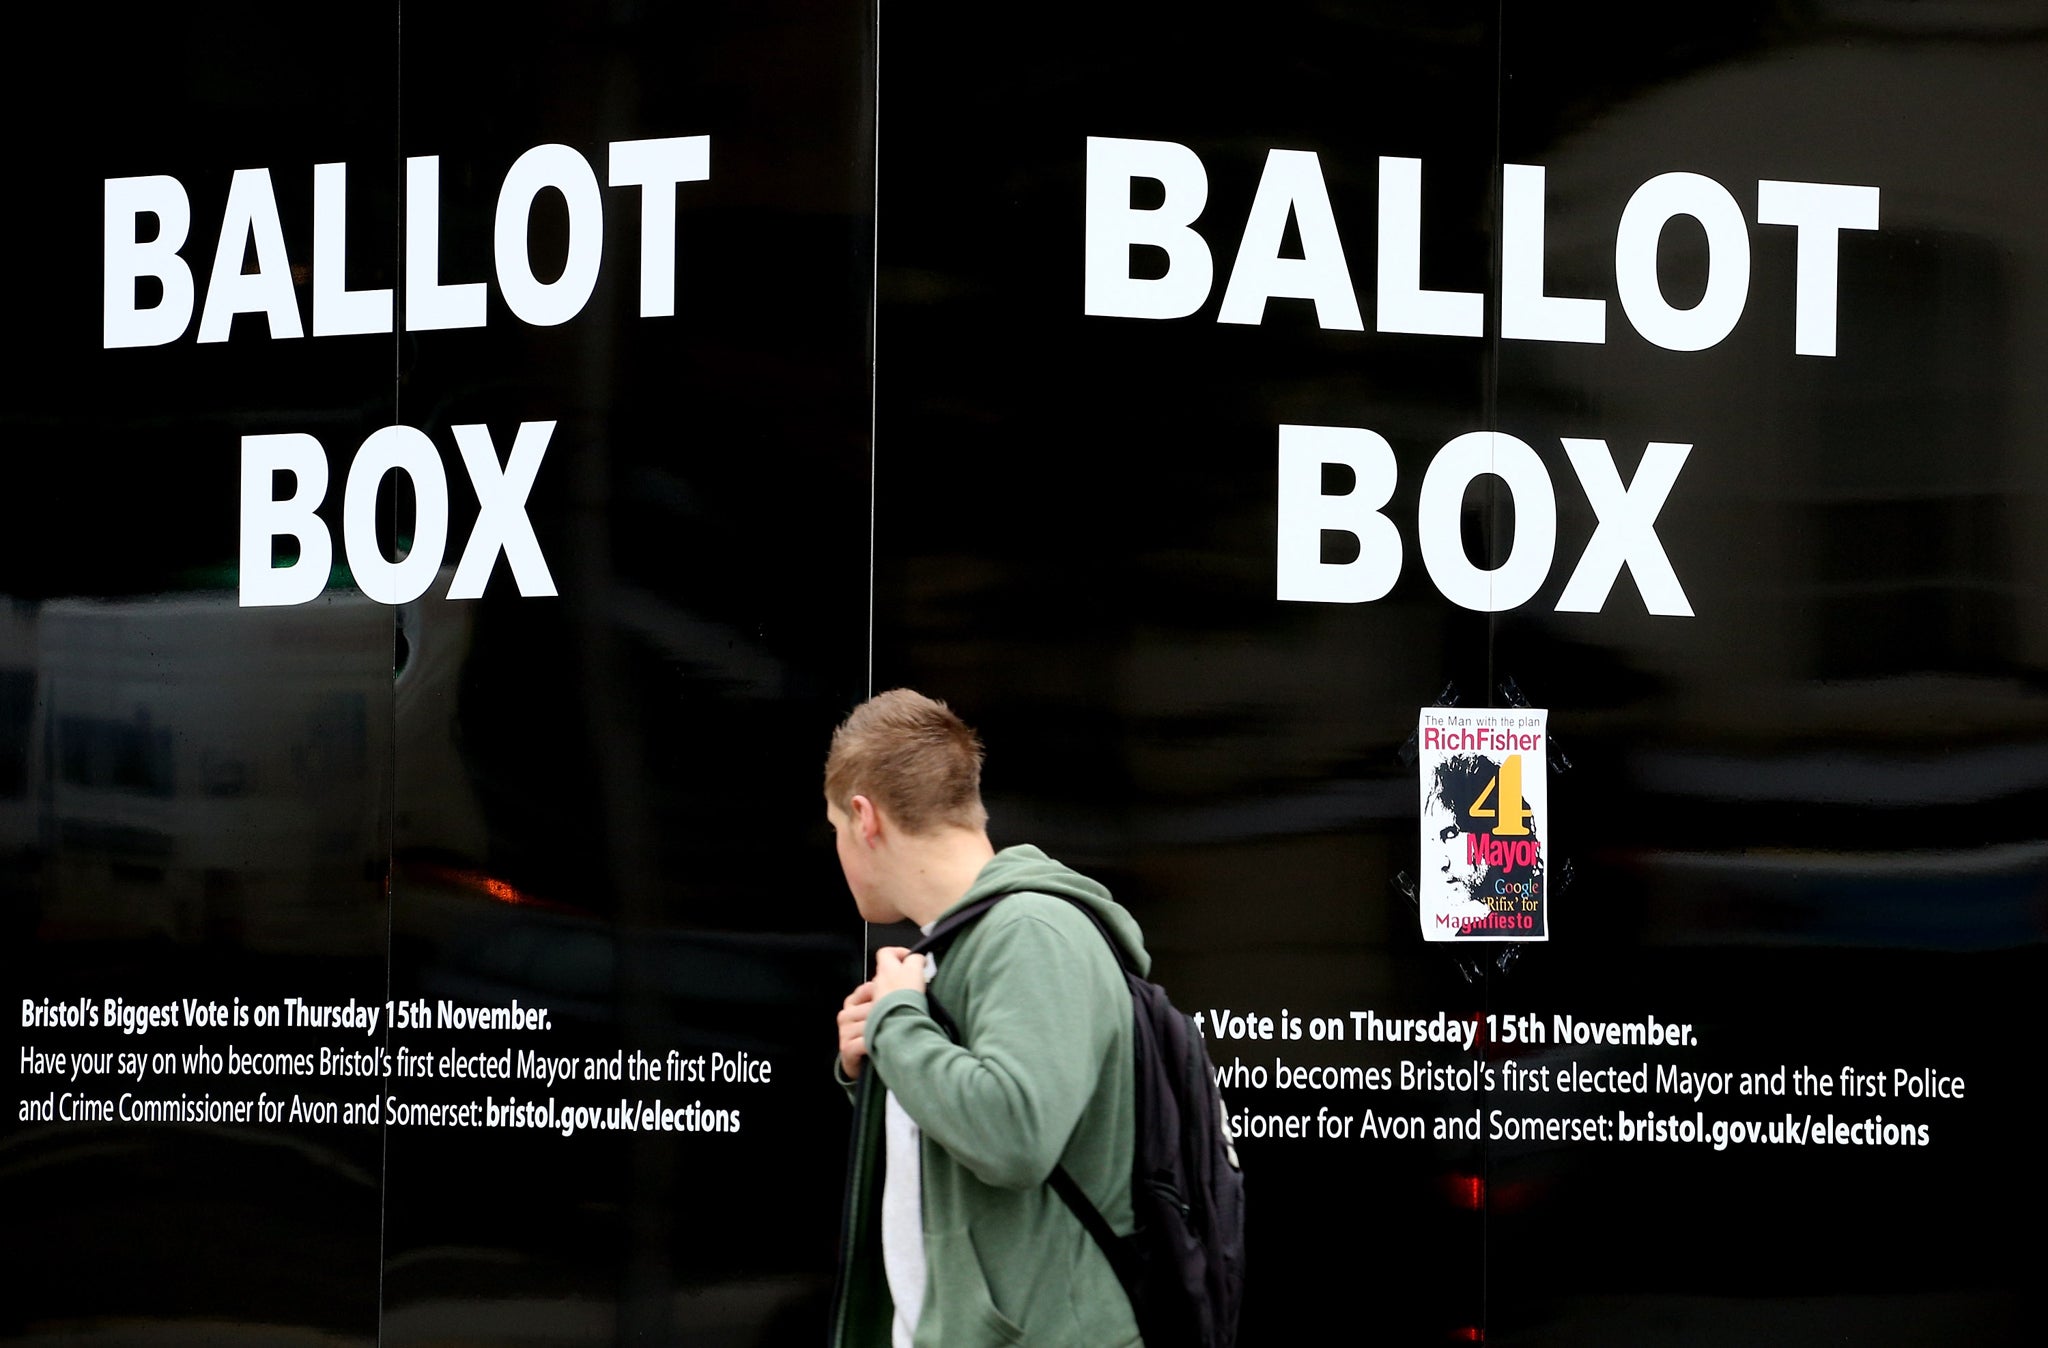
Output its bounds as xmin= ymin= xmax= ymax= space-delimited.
xmin=828 ymin=798 xmax=900 ymax=924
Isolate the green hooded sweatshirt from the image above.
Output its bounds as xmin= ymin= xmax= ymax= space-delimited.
xmin=831 ymin=845 xmax=1147 ymax=1348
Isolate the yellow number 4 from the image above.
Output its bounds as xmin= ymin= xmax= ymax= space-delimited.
xmin=1469 ymin=754 xmax=1534 ymax=837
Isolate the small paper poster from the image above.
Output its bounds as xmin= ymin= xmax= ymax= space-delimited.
xmin=1417 ymin=707 xmax=1550 ymax=942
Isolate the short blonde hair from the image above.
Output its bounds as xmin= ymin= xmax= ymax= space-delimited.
xmin=825 ymin=689 xmax=988 ymax=834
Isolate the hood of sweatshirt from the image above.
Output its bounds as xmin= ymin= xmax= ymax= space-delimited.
xmin=946 ymin=843 xmax=1151 ymax=977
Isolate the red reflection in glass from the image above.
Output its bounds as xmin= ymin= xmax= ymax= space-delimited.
xmin=406 ymin=861 xmax=577 ymax=912
xmin=1443 ymin=1173 xmax=1485 ymax=1209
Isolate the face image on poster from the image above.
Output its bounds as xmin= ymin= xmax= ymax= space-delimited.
xmin=1418 ymin=707 xmax=1549 ymax=942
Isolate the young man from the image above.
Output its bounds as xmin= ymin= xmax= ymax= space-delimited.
xmin=826 ymin=689 xmax=1146 ymax=1348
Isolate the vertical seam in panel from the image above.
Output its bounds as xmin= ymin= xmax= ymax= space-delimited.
xmin=866 ymin=0 xmax=880 ymax=704
xmin=377 ymin=8 xmax=401 ymax=1347
xmin=862 ymin=1 xmax=881 ymax=966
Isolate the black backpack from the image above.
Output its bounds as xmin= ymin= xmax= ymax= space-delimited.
xmin=913 ymin=893 xmax=1246 ymax=1348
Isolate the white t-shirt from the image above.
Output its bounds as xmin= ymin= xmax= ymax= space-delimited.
xmin=881 ymin=943 xmax=935 ymax=1348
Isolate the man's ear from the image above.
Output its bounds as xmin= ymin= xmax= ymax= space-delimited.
xmin=849 ymin=794 xmax=883 ymax=846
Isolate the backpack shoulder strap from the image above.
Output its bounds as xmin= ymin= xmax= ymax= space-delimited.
xmin=898 ymin=893 xmax=1007 ymax=1041
xmin=1050 ymin=1164 xmax=1138 ymax=1284
xmin=1043 ymin=896 xmax=1144 ymax=1292
xmin=903 ymin=888 xmax=1140 ymax=1292
xmin=909 ymin=893 xmax=1006 ymax=959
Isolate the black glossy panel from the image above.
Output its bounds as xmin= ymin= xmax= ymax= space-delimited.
xmin=878 ymin=5 xmax=2042 ymax=1346
xmin=3 ymin=6 xmax=398 ymax=1341
xmin=382 ymin=4 xmax=872 ymax=1345
xmin=877 ymin=5 xmax=1501 ymax=1343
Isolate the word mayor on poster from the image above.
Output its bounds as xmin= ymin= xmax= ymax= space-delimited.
xmin=1418 ymin=706 xmax=1549 ymax=942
